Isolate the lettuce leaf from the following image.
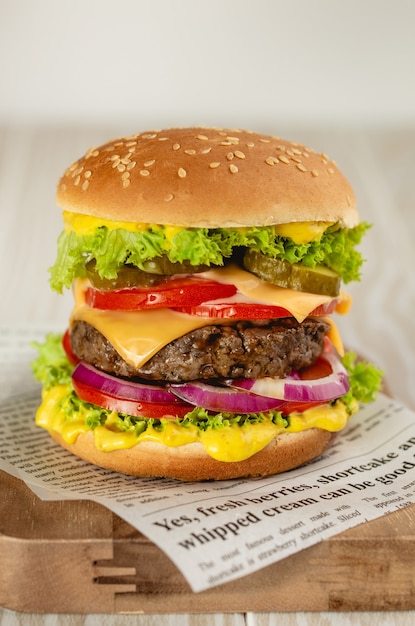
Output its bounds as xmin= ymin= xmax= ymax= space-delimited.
xmin=49 ymin=223 xmax=370 ymax=292
xmin=342 ymin=352 xmax=384 ymax=407
xmin=31 ymin=333 xmax=73 ymax=389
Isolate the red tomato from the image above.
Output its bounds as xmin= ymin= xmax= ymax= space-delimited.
xmin=85 ymin=277 xmax=237 ymax=311
xmin=72 ymin=378 xmax=192 ymax=419
xmin=278 ymin=400 xmax=326 ymax=415
xmin=62 ymin=330 xmax=79 ymax=365
xmin=173 ymin=300 xmax=337 ymax=319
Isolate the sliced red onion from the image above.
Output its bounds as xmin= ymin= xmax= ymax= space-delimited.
xmin=225 ymin=351 xmax=349 ymax=403
xmin=169 ymin=381 xmax=284 ymax=414
xmin=72 ymin=362 xmax=181 ymax=404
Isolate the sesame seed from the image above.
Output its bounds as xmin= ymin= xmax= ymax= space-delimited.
xmin=200 ymin=147 xmax=212 ymax=154
xmin=82 ymin=180 xmax=89 ymax=191
xmin=144 ymin=159 xmax=156 ymax=167
xmin=279 ymin=155 xmax=290 ymax=164
xmin=327 ymin=168 xmax=335 ymax=174
xmin=246 ymin=142 xmax=255 ymax=148
xmin=123 ymin=179 xmax=130 ymax=188
xmin=184 ymin=149 xmax=196 ymax=155
xmin=140 ymin=169 xmax=150 ymax=176
xmin=178 ymin=167 xmax=187 ymax=178
xmin=73 ymin=166 xmax=84 ymax=177
xmin=74 ymin=175 xmax=81 ymax=186
xmin=61 ymin=183 xmax=67 ymax=192
xmin=117 ymin=164 xmax=126 ymax=172
xmin=121 ymin=157 xmax=131 ymax=165
xmin=220 ymin=141 xmax=232 ymax=146
xmin=125 ymin=141 xmax=137 ymax=147
xmin=291 ymin=157 xmax=302 ymax=163
xmin=127 ymin=161 xmax=136 ymax=170
xmin=226 ymin=136 xmax=240 ymax=144
xmin=234 ymin=150 xmax=246 ymax=159
xmin=164 ymin=193 xmax=174 ymax=202
xmin=122 ymin=172 xmax=130 ymax=180
xmin=259 ymin=138 xmax=271 ymax=143
xmin=229 ymin=164 xmax=238 ymax=174
xmin=158 ymin=137 xmax=169 ymax=141
xmin=173 ymin=143 xmax=181 ymax=151
xmin=142 ymin=133 xmax=157 ymax=139
xmin=311 ymin=170 xmax=319 ymax=177
xmin=84 ymin=170 xmax=92 ymax=178
xmin=265 ymin=156 xmax=279 ymax=166
xmin=197 ymin=134 xmax=209 ymax=141
xmin=226 ymin=152 xmax=234 ymax=161
xmin=296 ymin=163 xmax=307 ymax=172
xmin=209 ymin=162 xmax=221 ymax=169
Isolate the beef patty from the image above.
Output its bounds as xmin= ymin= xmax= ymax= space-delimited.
xmin=70 ymin=318 xmax=330 ymax=382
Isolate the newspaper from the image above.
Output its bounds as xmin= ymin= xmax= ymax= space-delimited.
xmin=1 ymin=327 xmax=415 ymax=592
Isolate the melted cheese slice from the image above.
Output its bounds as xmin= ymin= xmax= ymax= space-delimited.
xmin=36 ymin=385 xmax=351 ymax=462
xmin=201 ymin=265 xmax=333 ymax=322
xmin=71 ymin=265 xmax=343 ymax=370
xmin=71 ymin=279 xmax=216 ymax=368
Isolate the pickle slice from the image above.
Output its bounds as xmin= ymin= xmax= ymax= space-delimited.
xmin=86 ymin=258 xmax=211 ymax=290
xmin=243 ymin=250 xmax=341 ymax=297
xmin=140 ymin=257 xmax=210 ymax=275
xmin=86 ymin=262 xmax=165 ymax=289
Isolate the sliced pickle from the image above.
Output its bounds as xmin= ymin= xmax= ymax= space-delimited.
xmin=86 ymin=258 xmax=211 ymax=290
xmin=243 ymin=250 xmax=341 ymax=297
xmin=86 ymin=262 xmax=165 ymax=289
xmin=140 ymin=257 xmax=210 ymax=275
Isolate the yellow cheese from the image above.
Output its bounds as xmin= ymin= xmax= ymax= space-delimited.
xmin=36 ymin=386 xmax=351 ymax=462
xmin=71 ymin=278 xmax=217 ymax=368
xmin=320 ymin=316 xmax=344 ymax=357
xmin=201 ymin=265 xmax=333 ymax=323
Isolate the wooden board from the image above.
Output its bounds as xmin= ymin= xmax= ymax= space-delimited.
xmin=1 ymin=468 xmax=415 ymax=614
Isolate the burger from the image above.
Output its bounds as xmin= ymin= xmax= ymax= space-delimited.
xmin=32 ymin=127 xmax=382 ymax=481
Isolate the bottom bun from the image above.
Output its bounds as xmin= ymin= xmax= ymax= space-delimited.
xmin=50 ymin=428 xmax=337 ymax=481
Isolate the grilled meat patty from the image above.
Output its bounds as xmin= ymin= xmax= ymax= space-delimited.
xmin=70 ymin=318 xmax=330 ymax=382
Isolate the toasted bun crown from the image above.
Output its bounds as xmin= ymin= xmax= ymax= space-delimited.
xmin=57 ymin=127 xmax=358 ymax=228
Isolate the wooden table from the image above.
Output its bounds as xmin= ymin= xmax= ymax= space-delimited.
xmin=1 ymin=124 xmax=414 ymax=625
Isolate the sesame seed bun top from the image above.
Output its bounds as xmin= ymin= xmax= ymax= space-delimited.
xmin=56 ymin=127 xmax=359 ymax=228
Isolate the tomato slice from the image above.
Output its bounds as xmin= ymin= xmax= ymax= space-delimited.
xmin=173 ymin=299 xmax=337 ymax=319
xmin=278 ymin=400 xmax=326 ymax=415
xmin=72 ymin=377 xmax=192 ymax=419
xmin=62 ymin=330 xmax=79 ymax=365
xmin=85 ymin=277 xmax=237 ymax=311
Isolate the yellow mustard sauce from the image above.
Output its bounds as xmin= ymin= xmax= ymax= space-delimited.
xmin=36 ymin=386 xmax=352 ymax=462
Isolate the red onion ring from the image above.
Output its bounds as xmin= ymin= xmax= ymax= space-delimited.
xmin=225 ymin=351 xmax=349 ymax=403
xmin=169 ymin=381 xmax=284 ymax=414
xmin=72 ymin=362 xmax=181 ymax=404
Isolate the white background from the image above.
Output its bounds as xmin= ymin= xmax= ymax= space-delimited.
xmin=1 ymin=0 xmax=414 ymax=129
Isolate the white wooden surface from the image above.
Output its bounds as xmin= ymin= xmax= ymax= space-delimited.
xmin=0 ymin=125 xmax=414 ymax=624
